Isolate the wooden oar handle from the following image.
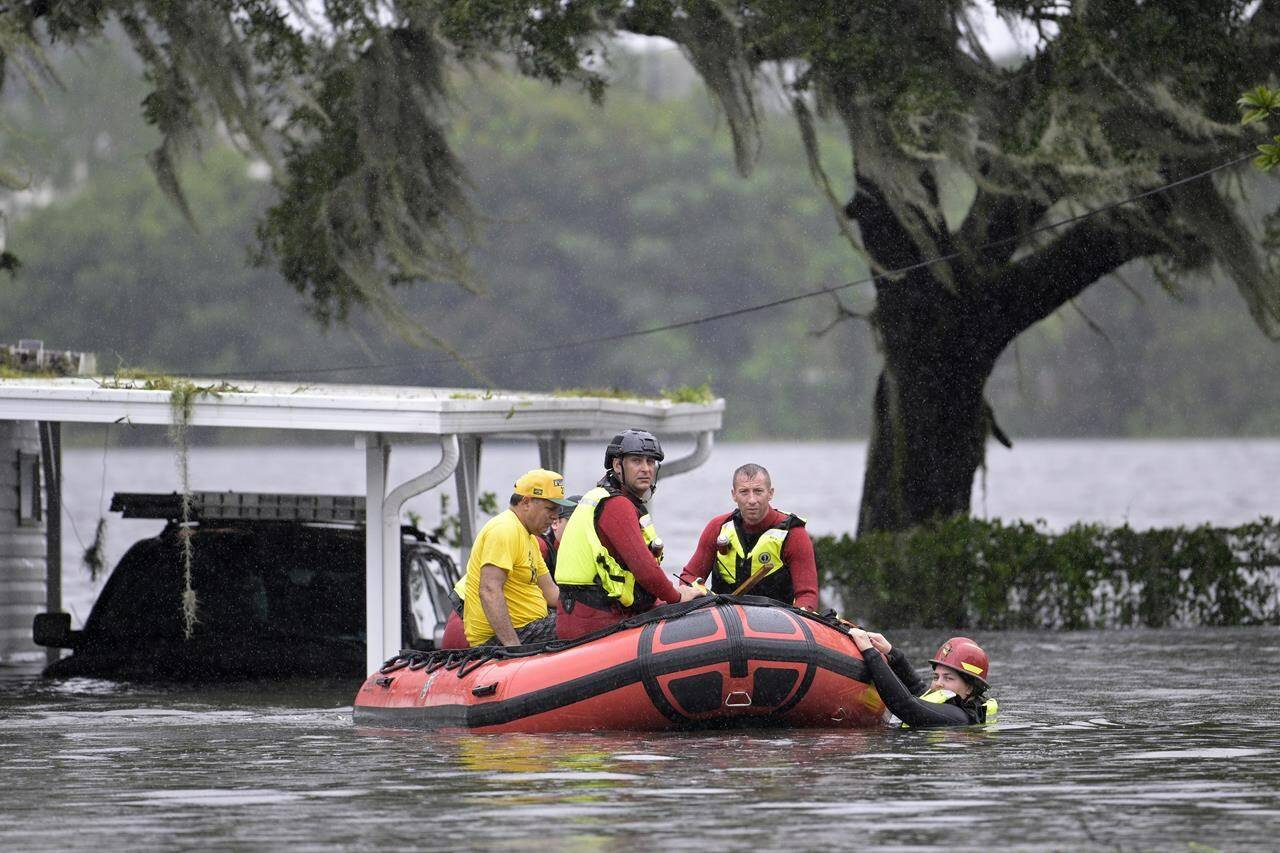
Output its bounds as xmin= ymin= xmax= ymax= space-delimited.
xmin=730 ymin=566 xmax=771 ymax=596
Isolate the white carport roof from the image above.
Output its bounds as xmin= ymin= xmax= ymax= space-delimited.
xmin=0 ymin=376 xmax=724 ymax=673
xmin=0 ymin=377 xmax=723 ymax=434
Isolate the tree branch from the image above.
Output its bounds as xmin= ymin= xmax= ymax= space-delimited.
xmin=958 ymin=182 xmax=1051 ymax=265
xmin=991 ymin=216 xmax=1164 ymax=344
xmin=846 ymin=175 xmax=931 ymax=273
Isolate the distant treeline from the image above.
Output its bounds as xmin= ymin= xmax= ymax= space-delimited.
xmin=2 ymin=42 xmax=1278 ymax=439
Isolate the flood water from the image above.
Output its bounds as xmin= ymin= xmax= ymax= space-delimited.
xmin=3 ymin=439 xmax=1279 ymax=848
xmin=4 ymin=627 xmax=1279 ymax=849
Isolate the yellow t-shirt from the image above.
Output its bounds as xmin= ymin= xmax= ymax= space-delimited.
xmin=463 ymin=509 xmax=550 ymax=645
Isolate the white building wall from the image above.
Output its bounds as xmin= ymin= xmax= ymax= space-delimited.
xmin=0 ymin=421 xmax=45 ymax=663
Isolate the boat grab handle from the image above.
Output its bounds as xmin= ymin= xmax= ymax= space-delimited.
xmin=725 ymin=691 xmax=752 ymax=707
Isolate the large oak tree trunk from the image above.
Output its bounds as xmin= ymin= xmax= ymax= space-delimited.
xmin=855 ymin=261 xmax=1007 ymax=534
xmin=858 ymin=340 xmax=993 ymax=535
xmin=851 ymin=177 xmax=1008 ymax=533
xmin=848 ymin=172 xmax=1171 ymax=534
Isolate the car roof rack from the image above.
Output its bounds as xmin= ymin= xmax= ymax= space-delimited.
xmin=110 ymin=491 xmax=366 ymax=524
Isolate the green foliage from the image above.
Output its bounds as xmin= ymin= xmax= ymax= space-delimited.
xmin=4 ymin=3 xmax=1280 ymax=538
xmin=1 ymin=0 xmax=646 ymax=337
xmin=1238 ymin=86 xmax=1280 ymax=126
xmin=661 ymin=383 xmax=715 ymax=404
xmin=1239 ymin=85 xmax=1280 ymax=171
xmin=818 ymin=517 xmax=1280 ymax=629
xmin=440 ymin=69 xmax=864 ymax=435
xmin=551 ymin=387 xmax=647 ymax=401
xmin=3 ymin=44 xmax=1279 ymax=439
xmin=96 ymin=370 xmax=244 ymax=398
xmin=256 ymin=26 xmax=475 ymax=334
xmin=430 ymin=491 xmax=499 ymax=548
xmin=83 ymin=517 xmax=107 ymax=581
xmin=0 ymin=143 xmax=335 ymax=380
xmin=547 ymin=383 xmax=716 ymax=404
xmin=0 ymin=366 xmax=56 ymax=378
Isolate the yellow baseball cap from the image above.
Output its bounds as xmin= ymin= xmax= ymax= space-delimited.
xmin=513 ymin=469 xmax=576 ymax=506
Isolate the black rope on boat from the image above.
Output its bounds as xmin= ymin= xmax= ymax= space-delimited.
xmin=375 ymin=595 xmax=864 ymax=678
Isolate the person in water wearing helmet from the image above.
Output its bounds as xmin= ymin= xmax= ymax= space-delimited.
xmin=678 ymin=463 xmax=819 ymax=609
xmin=554 ymin=429 xmax=704 ymax=639
xmin=847 ymin=628 xmax=998 ymax=727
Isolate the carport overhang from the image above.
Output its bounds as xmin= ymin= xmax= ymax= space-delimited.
xmin=0 ymin=377 xmax=723 ymax=673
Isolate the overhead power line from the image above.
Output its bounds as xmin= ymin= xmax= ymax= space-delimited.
xmin=208 ymin=151 xmax=1257 ymax=380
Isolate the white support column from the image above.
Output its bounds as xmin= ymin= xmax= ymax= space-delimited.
xmin=364 ymin=434 xmax=389 ymax=675
xmin=38 ymin=422 xmax=61 ymax=667
xmin=0 ymin=421 xmax=44 ymax=664
xmin=454 ymin=435 xmax=483 ymax=571
xmin=536 ymin=433 xmax=565 ymax=474
xmin=381 ymin=435 xmax=460 ymax=653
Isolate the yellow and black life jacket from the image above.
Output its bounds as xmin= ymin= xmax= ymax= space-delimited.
xmin=555 ymin=484 xmax=661 ymax=611
xmin=710 ymin=510 xmax=805 ymax=603
xmin=913 ymin=689 xmax=999 ymax=725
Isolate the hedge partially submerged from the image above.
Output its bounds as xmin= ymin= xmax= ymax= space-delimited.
xmin=816 ymin=517 xmax=1280 ymax=630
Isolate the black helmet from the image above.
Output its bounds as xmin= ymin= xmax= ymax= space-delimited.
xmin=604 ymin=429 xmax=665 ymax=470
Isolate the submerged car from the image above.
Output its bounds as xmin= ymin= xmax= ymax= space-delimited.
xmin=33 ymin=491 xmax=460 ymax=680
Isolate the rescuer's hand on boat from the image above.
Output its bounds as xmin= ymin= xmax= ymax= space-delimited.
xmin=848 ymin=627 xmax=892 ymax=654
xmin=677 ymin=584 xmax=706 ymax=602
xmin=865 ymin=631 xmax=891 ymax=655
xmin=847 ymin=627 xmax=874 ymax=652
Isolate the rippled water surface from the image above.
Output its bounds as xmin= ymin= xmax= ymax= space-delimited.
xmin=5 ymin=627 xmax=1280 ymax=850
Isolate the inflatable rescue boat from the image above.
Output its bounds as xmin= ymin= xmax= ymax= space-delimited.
xmin=353 ymin=596 xmax=885 ymax=732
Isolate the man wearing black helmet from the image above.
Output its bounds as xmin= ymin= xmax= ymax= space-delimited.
xmin=554 ymin=429 xmax=703 ymax=639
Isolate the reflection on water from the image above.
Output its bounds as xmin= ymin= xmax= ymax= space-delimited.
xmin=4 ymin=627 xmax=1280 ymax=848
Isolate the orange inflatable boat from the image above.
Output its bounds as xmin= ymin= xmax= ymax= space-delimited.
xmin=353 ymin=597 xmax=885 ymax=732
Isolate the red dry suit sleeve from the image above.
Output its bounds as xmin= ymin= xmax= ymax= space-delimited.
xmin=597 ymin=497 xmax=681 ymax=604
xmin=781 ymin=524 xmax=819 ymax=610
xmin=680 ymin=512 xmax=734 ymax=585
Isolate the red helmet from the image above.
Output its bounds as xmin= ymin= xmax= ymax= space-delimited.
xmin=929 ymin=637 xmax=990 ymax=687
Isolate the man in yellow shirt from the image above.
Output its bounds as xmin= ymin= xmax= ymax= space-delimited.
xmin=463 ymin=469 xmax=574 ymax=646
